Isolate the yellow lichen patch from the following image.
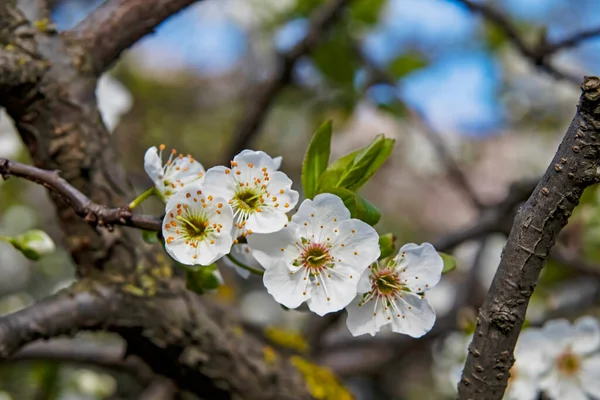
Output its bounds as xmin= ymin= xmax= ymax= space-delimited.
xmin=33 ymin=18 xmax=52 ymax=32
xmin=215 ymin=284 xmax=236 ymax=303
xmin=264 ymin=327 xmax=309 ymax=353
xmin=150 ymin=263 xmax=173 ymax=279
xmin=263 ymin=346 xmax=278 ymax=365
xmin=5 ymin=44 xmax=14 ymax=51
xmin=290 ymin=356 xmax=353 ymax=400
xmin=232 ymin=325 xmax=244 ymax=337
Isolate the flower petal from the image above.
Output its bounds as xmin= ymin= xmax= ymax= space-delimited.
xmin=505 ymin=375 xmax=540 ymax=400
xmin=541 ymin=369 xmax=588 ymax=400
xmin=395 ymin=243 xmax=443 ymax=292
xmin=345 ymin=295 xmax=382 ymax=337
xmin=390 ymin=292 xmax=436 ymax=338
xmin=514 ymin=328 xmax=549 ymax=376
xmin=306 ymin=265 xmax=358 ymax=316
xmin=223 ymin=244 xmax=262 ymax=279
xmin=201 ymin=166 xmax=238 ymax=200
xmin=263 ymin=261 xmax=309 ymax=309
xmin=166 ymin=155 xmax=205 ymax=183
xmin=144 ymin=146 xmax=163 ymax=183
xmin=264 ymin=171 xmax=298 ymax=211
xmin=234 ymin=149 xmax=277 ymax=172
xmin=246 ymin=224 xmax=301 ymax=270
xmin=541 ymin=319 xmax=575 ymax=357
xmin=356 ymin=269 xmax=371 ymax=293
xmin=273 ymin=156 xmax=282 ymax=170
xmin=246 ymin=206 xmax=289 ymax=234
xmin=292 ymin=193 xmax=351 ymax=232
xmin=572 ymin=316 xmax=600 ymax=355
xmin=580 ymin=354 xmax=600 ymax=399
xmin=330 ymin=219 xmax=380 ymax=274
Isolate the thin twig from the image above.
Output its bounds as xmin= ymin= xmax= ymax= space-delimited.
xmin=225 ymin=0 xmax=351 ymax=161
xmin=542 ymin=26 xmax=600 ymax=56
xmin=70 ymin=0 xmax=203 ymax=75
xmin=453 ymin=0 xmax=580 ymax=83
xmin=0 ymin=158 xmax=162 ymax=231
xmin=457 ymin=77 xmax=600 ymax=399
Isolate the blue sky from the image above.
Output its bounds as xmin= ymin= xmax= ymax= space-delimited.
xmin=53 ymin=0 xmax=600 ymax=136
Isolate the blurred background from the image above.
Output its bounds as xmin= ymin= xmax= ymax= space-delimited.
xmin=2 ymin=0 xmax=600 ymax=398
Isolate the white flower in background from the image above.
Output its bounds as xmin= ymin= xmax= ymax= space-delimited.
xmin=162 ymin=187 xmax=234 ymax=265
xmin=223 ymin=243 xmax=263 ymax=279
xmin=539 ymin=316 xmax=600 ymax=400
xmin=202 ymin=150 xmax=298 ymax=239
xmin=248 ymin=193 xmax=380 ymax=316
xmin=97 ymin=74 xmax=133 ymax=133
xmin=432 ymin=331 xmax=470 ymax=396
xmin=6 ymin=229 xmax=55 ymax=261
xmin=144 ymin=145 xmax=205 ymax=202
xmin=505 ymin=329 xmax=547 ymax=400
xmin=345 ymin=243 xmax=442 ymax=337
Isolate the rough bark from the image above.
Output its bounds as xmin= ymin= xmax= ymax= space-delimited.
xmin=0 ymin=1 xmax=345 ymax=398
xmin=457 ymin=76 xmax=600 ymax=399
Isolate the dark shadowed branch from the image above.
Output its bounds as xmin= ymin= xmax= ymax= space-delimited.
xmin=70 ymin=0 xmax=203 ymax=75
xmin=0 ymin=282 xmax=116 ymax=358
xmin=226 ymin=0 xmax=351 ymax=161
xmin=458 ymin=76 xmax=600 ymax=399
xmin=0 ymin=158 xmax=162 ymax=231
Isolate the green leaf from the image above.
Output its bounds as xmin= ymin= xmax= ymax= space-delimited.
xmin=378 ymin=233 xmax=396 ymax=259
xmin=439 ymin=252 xmax=457 ymax=274
xmin=337 ymin=135 xmax=395 ymax=191
xmin=388 ymin=52 xmax=428 ymax=79
xmin=5 ymin=230 xmax=55 ymax=261
xmin=350 ymin=0 xmax=385 ymax=25
xmin=302 ymin=120 xmax=333 ymax=199
xmin=355 ymin=195 xmax=381 ymax=226
xmin=312 ymin=27 xmax=360 ymax=88
xmin=185 ymin=264 xmax=221 ymax=295
xmin=326 ymin=188 xmax=381 ymax=226
xmin=316 ymin=149 xmax=359 ymax=192
xmin=142 ymin=230 xmax=159 ymax=244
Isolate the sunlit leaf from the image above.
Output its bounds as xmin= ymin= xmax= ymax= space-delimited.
xmin=302 ymin=120 xmax=333 ymax=199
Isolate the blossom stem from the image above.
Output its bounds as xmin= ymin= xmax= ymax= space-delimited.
xmin=128 ymin=188 xmax=156 ymax=209
xmin=226 ymin=253 xmax=264 ymax=276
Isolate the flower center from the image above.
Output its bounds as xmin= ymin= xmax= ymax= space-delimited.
xmin=297 ymin=242 xmax=332 ymax=271
xmin=177 ymin=214 xmax=210 ymax=241
xmin=557 ymin=351 xmax=581 ymax=376
xmin=373 ymin=268 xmax=403 ymax=296
xmin=233 ymin=188 xmax=264 ymax=212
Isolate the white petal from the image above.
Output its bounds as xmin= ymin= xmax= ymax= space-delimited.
xmin=505 ymin=375 xmax=539 ymax=400
xmin=273 ymin=156 xmax=282 ymax=170
xmin=201 ymin=166 xmax=238 ymax=200
xmin=292 ymin=193 xmax=351 ymax=231
xmin=246 ymin=224 xmax=301 ymax=270
xmin=390 ymin=292 xmax=436 ymax=338
xmin=580 ymin=355 xmax=600 ymax=399
xmin=541 ymin=369 xmax=587 ymax=400
xmin=330 ymin=219 xmax=380 ymax=274
xmin=356 ymin=269 xmax=371 ymax=293
xmin=144 ymin=146 xmax=162 ymax=183
xmin=395 ymin=243 xmax=443 ymax=292
xmin=345 ymin=296 xmax=381 ymax=337
xmin=246 ymin=203 xmax=289 ymax=234
xmin=223 ymin=244 xmax=262 ymax=279
xmin=541 ymin=319 xmax=575 ymax=357
xmin=165 ymin=155 xmax=205 ymax=183
xmin=572 ymin=316 xmax=600 ymax=355
xmin=264 ymin=170 xmax=298 ymax=211
xmin=514 ymin=328 xmax=549 ymax=376
xmin=233 ymin=149 xmax=277 ymax=172
xmin=262 ymin=262 xmax=309 ymax=309
xmin=306 ymin=265 xmax=358 ymax=316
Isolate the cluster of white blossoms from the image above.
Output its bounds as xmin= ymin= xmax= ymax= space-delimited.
xmin=143 ymin=145 xmax=444 ymax=337
xmin=433 ymin=316 xmax=600 ymax=399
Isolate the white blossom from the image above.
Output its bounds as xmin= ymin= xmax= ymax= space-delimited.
xmin=345 ymin=243 xmax=442 ymax=337
xmin=202 ymin=150 xmax=298 ymax=239
xmin=97 ymin=74 xmax=133 ymax=133
xmin=539 ymin=316 xmax=600 ymax=400
xmin=505 ymin=329 xmax=547 ymax=400
xmin=144 ymin=145 xmax=205 ymax=201
xmin=223 ymin=243 xmax=263 ymax=279
xmin=247 ymin=193 xmax=380 ymax=316
xmin=162 ymin=187 xmax=233 ymax=266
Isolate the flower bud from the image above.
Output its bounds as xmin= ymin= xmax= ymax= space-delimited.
xmin=9 ymin=230 xmax=55 ymax=260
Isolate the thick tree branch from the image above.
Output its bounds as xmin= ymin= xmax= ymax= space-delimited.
xmin=0 ymin=282 xmax=116 ymax=357
xmin=70 ymin=0 xmax=203 ymax=75
xmin=226 ymin=0 xmax=351 ymax=160
xmin=0 ymin=158 xmax=162 ymax=231
xmin=457 ymin=76 xmax=600 ymax=399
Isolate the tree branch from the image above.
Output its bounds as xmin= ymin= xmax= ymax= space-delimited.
xmin=0 ymin=282 xmax=116 ymax=357
xmin=542 ymin=26 xmax=600 ymax=56
xmin=225 ymin=0 xmax=351 ymax=161
xmin=0 ymin=158 xmax=161 ymax=231
xmin=453 ymin=0 xmax=582 ymax=83
xmin=457 ymin=76 xmax=600 ymax=399
xmin=70 ymin=0 xmax=203 ymax=75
